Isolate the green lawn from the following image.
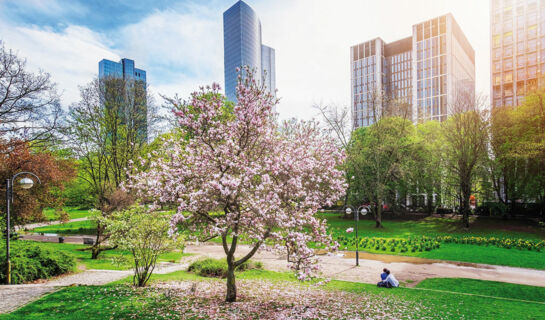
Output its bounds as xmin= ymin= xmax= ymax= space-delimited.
xmin=31 ymin=220 xmax=97 ymax=235
xmin=322 ymin=213 xmax=545 ymax=241
xmin=416 ymin=278 xmax=545 ymax=303
xmin=42 ymin=207 xmax=94 ymax=221
xmin=17 ymin=241 xmax=187 ymax=270
xmin=2 ymin=270 xmax=544 ymax=320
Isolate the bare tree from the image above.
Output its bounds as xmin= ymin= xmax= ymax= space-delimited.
xmin=314 ymin=103 xmax=352 ymax=150
xmin=65 ymin=76 xmax=156 ymax=258
xmin=442 ymin=90 xmax=489 ymax=228
xmin=0 ymin=42 xmax=62 ymax=146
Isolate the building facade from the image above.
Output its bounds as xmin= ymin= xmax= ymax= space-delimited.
xmin=491 ymin=0 xmax=545 ymax=108
xmin=98 ymin=58 xmax=147 ymax=140
xmin=351 ymin=14 xmax=475 ymax=128
xmin=223 ymin=0 xmax=276 ymax=102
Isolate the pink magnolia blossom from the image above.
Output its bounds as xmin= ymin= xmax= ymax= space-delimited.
xmin=346 ymin=227 xmax=354 ymax=233
xmin=126 ymin=67 xmax=347 ymax=296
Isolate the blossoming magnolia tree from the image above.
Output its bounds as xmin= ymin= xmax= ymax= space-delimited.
xmin=127 ymin=69 xmax=346 ymax=302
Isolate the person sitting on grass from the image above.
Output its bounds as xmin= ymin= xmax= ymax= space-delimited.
xmin=377 ymin=268 xmax=399 ymax=288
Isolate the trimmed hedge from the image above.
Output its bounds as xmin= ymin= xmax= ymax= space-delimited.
xmin=0 ymin=241 xmax=76 ymax=284
xmin=187 ymin=258 xmax=263 ymax=278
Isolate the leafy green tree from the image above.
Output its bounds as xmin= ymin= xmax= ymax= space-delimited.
xmin=409 ymin=120 xmax=445 ymax=213
xmin=442 ymin=91 xmax=489 ymax=228
xmin=509 ymin=91 xmax=545 ymax=220
xmin=347 ymin=116 xmax=414 ymax=227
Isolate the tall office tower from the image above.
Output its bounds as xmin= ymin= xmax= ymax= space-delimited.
xmin=350 ymin=13 xmax=475 ymax=128
xmin=491 ymin=0 xmax=544 ymax=108
xmin=98 ymin=58 xmax=147 ymax=140
xmin=223 ymin=0 xmax=276 ymax=102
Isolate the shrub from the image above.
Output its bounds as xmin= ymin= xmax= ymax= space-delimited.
xmin=102 ymin=206 xmax=183 ymax=287
xmin=188 ymin=258 xmax=263 ymax=278
xmin=0 ymin=241 xmax=75 ymax=284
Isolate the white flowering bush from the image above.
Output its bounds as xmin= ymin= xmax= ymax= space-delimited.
xmin=101 ymin=206 xmax=183 ymax=286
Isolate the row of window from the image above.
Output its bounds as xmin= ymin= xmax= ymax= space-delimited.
xmin=492 ymin=54 xmax=545 ymax=72
xmin=417 ymin=76 xmax=447 ymax=99
xmin=493 ymin=79 xmax=538 ymax=98
xmin=417 ymin=95 xmax=447 ymax=117
xmin=492 ymin=25 xmax=539 ymax=47
xmin=415 ymin=16 xmax=447 ymax=41
xmin=416 ymin=36 xmax=446 ymax=61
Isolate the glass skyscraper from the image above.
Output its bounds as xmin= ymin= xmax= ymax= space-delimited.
xmin=98 ymin=58 xmax=147 ymax=140
xmin=351 ymin=14 xmax=475 ymax=128
xmin=491 ymin=0 xmax=544 ymax=108
xmin=223 ymin=0 xmax=276 ymax=102
xmin=99 ymin=58 xmax=146 ymax=83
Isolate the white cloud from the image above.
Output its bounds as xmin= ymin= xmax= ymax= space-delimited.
xmin=0 ymin=21 xmax=118 ymax=105
xmin=117 ymin=5 xmax=224 ymax=101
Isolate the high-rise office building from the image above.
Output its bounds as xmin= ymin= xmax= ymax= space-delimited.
xmin=223 ymin=0 xmax=276 ymax=102
xmin=491 ymin=0 xmax=545 ymax=108
xmin=98 ymin=58 xmax=147 ymax=140
xmin=350 ymin=13 xmax=475 ymax=128
xmin=99 ymin=58 xmax=147 ymax=83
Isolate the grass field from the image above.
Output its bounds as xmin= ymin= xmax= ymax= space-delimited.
xmin=416 ymin=278 xmax=545 ymax=303
xmin=16 ymin=241 xmax=187 ymax=270
xmin=31 ymin=220 xmax=97 ymax=235
xmin=322 ymin=213 xmax=545 ymax=241
xmin=321 ymin=213 xmax=545 ymax=270
xmin=42 ymin=207 xmax=93 ymax=221
xmin=2 ymin=270 xmax=544 ymax=320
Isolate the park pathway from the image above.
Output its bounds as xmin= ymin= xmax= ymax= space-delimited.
xmin=15 ymin=217 xmax=89 ymax=231
xmin=184 ymin=243 xmax=545 ymax=288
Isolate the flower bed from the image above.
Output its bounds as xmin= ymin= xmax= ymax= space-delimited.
xmin=333 ymin=232 xmax=545 ymax=253
xmin=434 ymin=235 xmax=545 ymax=251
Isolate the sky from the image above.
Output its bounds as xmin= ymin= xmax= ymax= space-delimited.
xmin=0 ymin=0 xmax=490 ymax=122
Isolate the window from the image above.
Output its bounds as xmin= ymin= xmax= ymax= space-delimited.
xmin=528 ymin=24 xmax=538 ymax=38
xmin=517 ymin=15 xmax=525 ymax=28
xmin=505 ymin=72 xmax=513 ymax=83
xmin=494 ymin=98 xmax=502 ymax=107
xmin=504 ymin=31 xmax=513 ymax=44
xmin=504 ymin=45 xmax=514 ymax=57
xmin=494 ymin=73 xmax=502 ymax=85
xmin=517 ymin=82 xmax=525 ymax=94
xmin=494 ymin=61 xmax=501 ymax=72
xmin=505 ymin=84 xmax=513 ymax=96
xmin=528 ymin=52 xmax=537 ymax=64
xmin=528 ymin=65 xmax=537 ymax=78
xmin=517 ymin=55 xmax=526 ymax=67
xmin=504 ymin=59 xmax=513 ymax=70
xmin=517 ymin=68 xmax=526 ymax=80
xmin=517 ymin=41 xmax=525 ymax=53
xmin=528 ymin=39 xmax=537 ymax=52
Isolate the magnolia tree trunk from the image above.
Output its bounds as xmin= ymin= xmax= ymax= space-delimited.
xmin=226 ymin=260 xmax=237 ymax=302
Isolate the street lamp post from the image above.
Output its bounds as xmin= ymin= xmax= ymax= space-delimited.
xmin=5 ymin=172 xmax=40 ymax=284
xmin=344 ymin=205 xmax=368 ymax=267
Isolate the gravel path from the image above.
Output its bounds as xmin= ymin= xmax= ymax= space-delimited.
xmin=184 ymin=243 xmax=545 ymax=288
xmin=16 ymin=217 xmax=89 ymax=231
